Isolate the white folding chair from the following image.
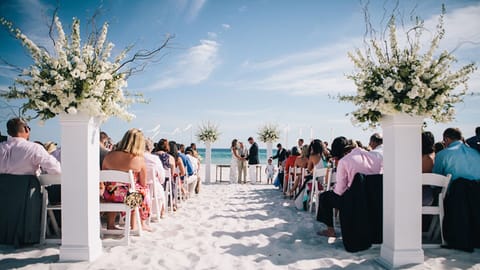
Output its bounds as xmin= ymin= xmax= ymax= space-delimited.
xmin=309 ymin=167 xmax=329 ymax=213
xmin=422 ymin=173 xmax=451 ymax=248
xmin=287 ymin=167 xmax=295 ymax=195
xmin=294 ymin=167 xmax=305 ymax=195
xmin=99 ymin=170 xmax=142 ymax=246
xmin=164 ymin=168 xmax=174 ymax=213
xmin=38 ymin=174 xmax=62 ymax=244
xmin=146 ymin=168 xmax=162 ymax=223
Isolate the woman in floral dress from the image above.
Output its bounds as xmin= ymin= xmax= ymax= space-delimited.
xmin=102 ymin=128 xmax=152 ymax=232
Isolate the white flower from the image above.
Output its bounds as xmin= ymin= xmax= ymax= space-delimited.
xmin=394 ymin=81 xmax=404 ymax=92
xmin=339 ymin=6 xmax=477 ymax=129
xmin=67 ymin=107 xmax=77 ymax=115
xmin=0 ymin=16 xmax=143 ymax=122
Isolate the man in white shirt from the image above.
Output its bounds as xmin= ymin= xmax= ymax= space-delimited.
xmin=368 ymin=133 xmax=383 ymax=160
xmin=0 ymin=118 xmax=61 ymax=175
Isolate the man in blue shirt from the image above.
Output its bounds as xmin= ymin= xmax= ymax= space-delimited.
xmin=433 ymin=128 xmax=480 ymax=181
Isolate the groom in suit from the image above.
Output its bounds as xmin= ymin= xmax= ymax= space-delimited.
xmin=246 ymin=137 xmax=259 ymax=184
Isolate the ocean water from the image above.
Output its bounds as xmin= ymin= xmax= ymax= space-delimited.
xmin=197 ymin=148 xmax=269 ymax=165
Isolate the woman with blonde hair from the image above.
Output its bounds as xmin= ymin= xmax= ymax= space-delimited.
xmin=102 ymin=128 xmax=152 ymax=232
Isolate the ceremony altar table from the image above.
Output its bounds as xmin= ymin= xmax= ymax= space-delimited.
xmin=215 ymin=165 xmax=230 ymax=182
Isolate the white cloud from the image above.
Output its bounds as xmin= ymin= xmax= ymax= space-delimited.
xmin=146 ymin=39 xmax=220 ymax=90
xmin=238 ymin=5 xmax=247 ymax=13
xmin=186 ymin=0 xmax=207 ymax=22
xmin=207 ymin=32 xmax=218 ymax=39
xmin=222 ymin=24 xmax=231 ymax=30
xmin=230 ymin=3 xmax=480 ymax=96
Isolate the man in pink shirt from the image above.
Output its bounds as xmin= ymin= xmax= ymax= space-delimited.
xmin=317 ymin=136 xmax=383 ymax=237
xmin=0 ymin=118 xmax=61 ymax=175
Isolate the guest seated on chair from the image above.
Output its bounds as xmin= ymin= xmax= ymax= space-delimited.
xmin=144 ymin=138 xmax=166 ymax=218
xmin=289 ymin=144 xmax=309 ymax=193
xmin=0 ymin=117 xmax=61 ymax=176
xmin=102 ymin=128 xmax=152 ymax=232
xmin=317 ymin=136 xmax=383 ymax=237
xmin=433 ymin=127 xmax=480 ymax=181
xmin=284 ymin=146 xmax=300 ymax=194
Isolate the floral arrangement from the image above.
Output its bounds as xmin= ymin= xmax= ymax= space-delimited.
xmin=196 ymin=122 xmax=220 ymax=143
xmin=257 ymin=124 xmax=280 ymax=143
xmin=340 ymin=6 xmax=476 ymax=128
xmin=0 ymin=16 xmax=146 ymax=121
xmin=124 ymin=191 xmax=143 ymax=209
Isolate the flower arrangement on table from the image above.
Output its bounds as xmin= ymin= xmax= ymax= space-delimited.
xmin=339 ymin=6 xmax=477 ymax=129
xmin=0 ymin=15 xmax=168 ymax=122
xmin=196 ymin=122 xmax=220 ymax=143
xmin=257 ymin=124 xmax=280 ymax=143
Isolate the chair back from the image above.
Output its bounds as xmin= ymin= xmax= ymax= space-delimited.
xmin=312 ymin=168 xmax=328 ymax=182
xmin=38 ymin=174 xmax=61 ymax=186
xmin=100 ymin=170 xmax=135 ymax=186
xmin=422 ymin=173 xmax=451 ymax=201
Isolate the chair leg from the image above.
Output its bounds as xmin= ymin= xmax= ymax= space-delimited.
xmin=40 ymin=191 xmax=47 ymax=244
xmin=135 ymin=208 xmax=142 ymax=236
xmin=124 ymin=211 xmax=131 ymax=246
xmin=47 ymin=210 xmax=61 ymax=237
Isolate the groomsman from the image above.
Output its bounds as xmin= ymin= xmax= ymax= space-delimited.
xmin=246 ymin=137 xmax=259 ymax=184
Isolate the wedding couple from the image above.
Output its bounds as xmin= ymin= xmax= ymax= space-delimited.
xmin=230 ymin=137 xmax=259 ymax=184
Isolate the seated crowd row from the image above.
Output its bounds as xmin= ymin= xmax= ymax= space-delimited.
xmin=0 ymin=117 xmax=202 ymax=235
xmin=269 ymin=127 xmax=480 ymax=240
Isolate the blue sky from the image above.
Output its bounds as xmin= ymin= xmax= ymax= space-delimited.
xmin=1 ymin=0 xmax=479 ymax=148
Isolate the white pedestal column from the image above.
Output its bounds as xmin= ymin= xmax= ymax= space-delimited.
xmin=59 ymin=113 xmax=102 ymax=262
xmin=266 ymin=142 xmax=273 ymax=162
xmin=204 ymin=142 xmax=212 ymax=184
xmin=379 ymin=114 xmax=424 ymax=268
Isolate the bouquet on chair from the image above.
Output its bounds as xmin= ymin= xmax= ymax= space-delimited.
xmin=124 ymin=191 xmax=143 ymax=209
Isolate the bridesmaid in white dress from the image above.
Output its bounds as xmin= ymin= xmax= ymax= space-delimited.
xmin=230 ymin=139 xmax=241 ymax=183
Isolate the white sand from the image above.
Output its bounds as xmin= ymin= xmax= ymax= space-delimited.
xmin=1 ymin=167 xmax=479 ymax=269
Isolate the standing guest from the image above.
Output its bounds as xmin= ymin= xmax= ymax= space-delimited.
xmin=237 ymin=141 xmax=248 ymax=184
xmin=433 ymin=128 xmax=480 ymax=181
xmin=229 ymin=139 xmax=240 ymax=183
xmin=317 ymin=136 xmax=383 ymax=237
xmin=265 ymin=158 xmax=276 ymax=184
xmin=144 ymin=138 xmax=166 ymax=218
xmin=271 ymin=143 xmax=287 ymax=167
xmin=246 ymin=137 xmax=259 ymax=184
xmin=466 ymin=127 xmax=480 ymax=153
xmin=368 ymin=133 xmax=383 ymax=160
xmin=0 ymin=117 xmax=61 ymax=175
xmin=101 ymin=128 xmax=152 ymax=232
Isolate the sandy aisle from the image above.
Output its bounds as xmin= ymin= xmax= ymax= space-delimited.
xmin=1 ymin=183 xmax=479 ymax=269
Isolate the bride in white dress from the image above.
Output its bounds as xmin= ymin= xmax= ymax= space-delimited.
xmin=230 ymin=139 xmax=241 ymax=183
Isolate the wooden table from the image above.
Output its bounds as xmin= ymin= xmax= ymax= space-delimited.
xmin=215 ymin=164 xmax=230 ymax=182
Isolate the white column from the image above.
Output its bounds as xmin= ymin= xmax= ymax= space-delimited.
xmin=59 ymin=113 xmax=102 ymax=262
xmin=204 ymin=142 xmax=212 ymax=184
xmin=379 ymin=114 xmax=424 ymax=268
xmin=266 ymin=142 xmax=273 ymax=161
